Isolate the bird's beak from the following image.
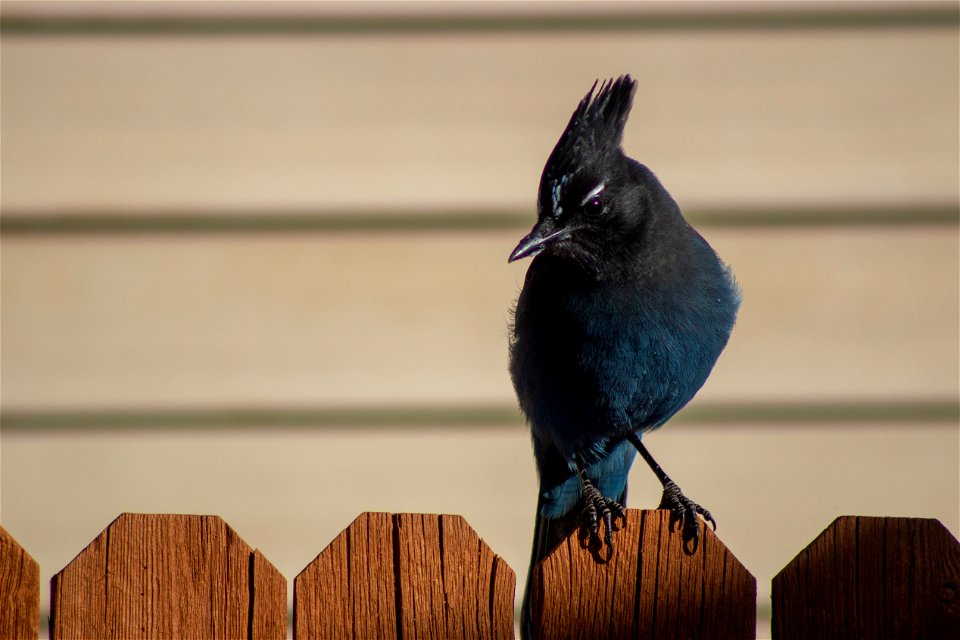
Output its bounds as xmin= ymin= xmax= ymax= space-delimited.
xmin=508 ymin=219 xmax=568 ymax=263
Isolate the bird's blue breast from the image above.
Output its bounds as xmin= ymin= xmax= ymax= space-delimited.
xmin=510 ymin=252 xmax=738 ymax=464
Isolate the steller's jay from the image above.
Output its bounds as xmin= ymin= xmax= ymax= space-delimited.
xmin=508 ymin=75 xmax=740 ymax=627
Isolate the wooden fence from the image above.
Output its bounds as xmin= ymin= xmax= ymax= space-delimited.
xmin=1 ymin=511 xmax=958 ymax=639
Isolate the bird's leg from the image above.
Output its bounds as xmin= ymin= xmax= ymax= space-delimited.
xmin=625 ymin=433 xmax=715 ymax=550
xmin=574 ymin=459 xmax=626 ymax=548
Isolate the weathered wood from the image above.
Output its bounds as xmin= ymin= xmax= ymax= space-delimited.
xmin=0 ymin=525 xmax=40 ymax=640
xmin=293 ymin=512 xmax=515 ymax=639
xmin=528 ymin=509 xmax=756 ymax=639
xmin=49 ymin=513 xmax=286 ymax=639
xmin=772 ymin=515 xmax=960 ymax=639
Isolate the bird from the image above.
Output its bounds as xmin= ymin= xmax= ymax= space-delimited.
xmin=508 ymin=75 xmax=740 ymax=629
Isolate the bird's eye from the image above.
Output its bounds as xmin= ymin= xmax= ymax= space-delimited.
xmin=583 ymin=197 xmax=605 ymax=218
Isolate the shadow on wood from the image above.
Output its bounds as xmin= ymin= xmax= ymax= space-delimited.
xmin=294 ymin=512 xmax=515 ymax=639
xmin=527 ymin=509 xmax=755 ymax=639
xmin=49 ymin=513 xmax=286 ymax=640
xmin=772 ymin=515 xmax=960 ymax=639
xmin=0 ymin=525 xmax=40 ymax=640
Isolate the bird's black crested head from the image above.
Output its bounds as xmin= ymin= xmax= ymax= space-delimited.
xmin=510 ymin=75 xmax=658 ymax=270
xmin=538 ymin=75 xmax=636 ymax=221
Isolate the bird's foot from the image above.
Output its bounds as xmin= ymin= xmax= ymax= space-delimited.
xmin=659 ymin=479 xmax=715 ymax=552
xmin=576 ymin=476 xmax=626 ymax=550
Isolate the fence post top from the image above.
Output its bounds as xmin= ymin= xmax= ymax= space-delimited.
xmin=49 ymin=511 xmax=287 ymax=640
xmin=774 ymin=514 xmax=960 ymax=581
xmin=294 ymin=510 xmax=516 ymax=640
xmin=771 ymin=514 xmax=960 ymax=638
xmin=529 ymin=508 xmax=756 ymax=639
xmin=0 ymin=524 xmax=41 ymax=640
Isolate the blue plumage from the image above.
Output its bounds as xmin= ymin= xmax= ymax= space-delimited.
xmin=508 ymin=76 xmax=739 ymax=634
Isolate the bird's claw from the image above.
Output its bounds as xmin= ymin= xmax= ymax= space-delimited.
xmin=659 ymin=479 xmax=714 ymax=552
xmin=577 ymin=479 xmax=626 ymax=549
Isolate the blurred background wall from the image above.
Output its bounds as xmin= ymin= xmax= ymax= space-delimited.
xmin=2 ymin=1 xmax=957 ymax=637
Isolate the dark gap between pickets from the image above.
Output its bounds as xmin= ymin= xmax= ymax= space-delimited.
xmin=854 ymin=517 xmax=861 ymax=633
xmin=392 ymin=515 xmax=404 ymax=640
xmin=906 ymin=519 xmax=918 ymax=630
xmin=632 ymin=512 xmax=646 ymax=637
xmin=487 ymin=551 xmax=498 ymax=633
xmin=698 ymin=530 xmax=708 ymax=633
xmin=345 ymin=522 xmax=353 ymax=635
xmin=246 ymin=552 xmax=255 ymax=640
xmin=651 ymin=514 xmax=662 ymax=638
xmin=881 ymin=518 xmax=889 ymax=632
xmin=436 ymin=516 xmax=457 ymax=636
xmin=206 ymin=521 xmax=217 ymax=638
xmin=104 ymin=523 xmax=113 ymax=633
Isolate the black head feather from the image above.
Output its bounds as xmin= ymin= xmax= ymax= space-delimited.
xmin=512 ymin=75 xmax=654 ymax=271
xmin=558 ymin=75 xmax=636 ymax=159
xmin=538 ymin=75 xmax=637 ymax=219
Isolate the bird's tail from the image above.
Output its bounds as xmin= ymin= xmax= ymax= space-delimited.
xmin=521 ymin=438 xmax=636 ymax=638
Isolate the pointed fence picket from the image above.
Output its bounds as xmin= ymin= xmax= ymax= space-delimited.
xmin=1 ymin=512 xmax=958 ymax=639
xmin=772 ymin=515 xmax=960 ymax=639
xmin=294 ymin=512 xmax=515 ymax=639
xmin=527 ymin=509 xmax=756 ymax=639
xmin=0 ymin=525 xmax=40 ymax=640
xmin=47 ymin=513 xmax=286 ymax=640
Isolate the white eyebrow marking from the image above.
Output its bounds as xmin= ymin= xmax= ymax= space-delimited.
xmin=551 ymin=175 xmax=570 ymax=218
xmin=580 ymin=182 xmax=606 ymax=205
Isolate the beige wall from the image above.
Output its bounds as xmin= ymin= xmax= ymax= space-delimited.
xmin=2 ymin=2 xmax=957 ymax=637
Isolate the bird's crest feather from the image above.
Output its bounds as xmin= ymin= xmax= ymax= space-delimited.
xmin=545 ymin=75 xmax=636 ymax=176
xmin=539 ymin=76 xmax=637 ymax=217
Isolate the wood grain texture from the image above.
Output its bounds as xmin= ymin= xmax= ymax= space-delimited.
xmin=293 ymin=512 xmax=515 ymax=639
xmin=528 ymin=509 xmax=756 ymax=639
xmin=772 ymin=516 xmax=960 ymax=639
xmin=0 ymin=525 xmax=40 ymax=640
xmin=48 ymin=513 xmax=285 ymax=639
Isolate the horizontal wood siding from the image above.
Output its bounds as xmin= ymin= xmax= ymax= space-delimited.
xmin=2 ymin=27 xmax=956 ymax=212
xmin=1 ymin=4 xmax=957 ymax=638
xmin=2 ymin=228 xmax=957 ymax=410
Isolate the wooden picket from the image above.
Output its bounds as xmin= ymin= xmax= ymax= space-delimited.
xmin=48 ymin=513 xmax=286 ymax=640
xmin=2 ymin=512 xmax=959 ymax=639
xmin=0 ymin=525 xmax=40 ymax=640
xmin=294 ymin=512 xmax=515 ymax=639
xmin=527 ymin=509 xmax=756 ymax=639
xmin=772 ymin=515 xmax=960 ymax=639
